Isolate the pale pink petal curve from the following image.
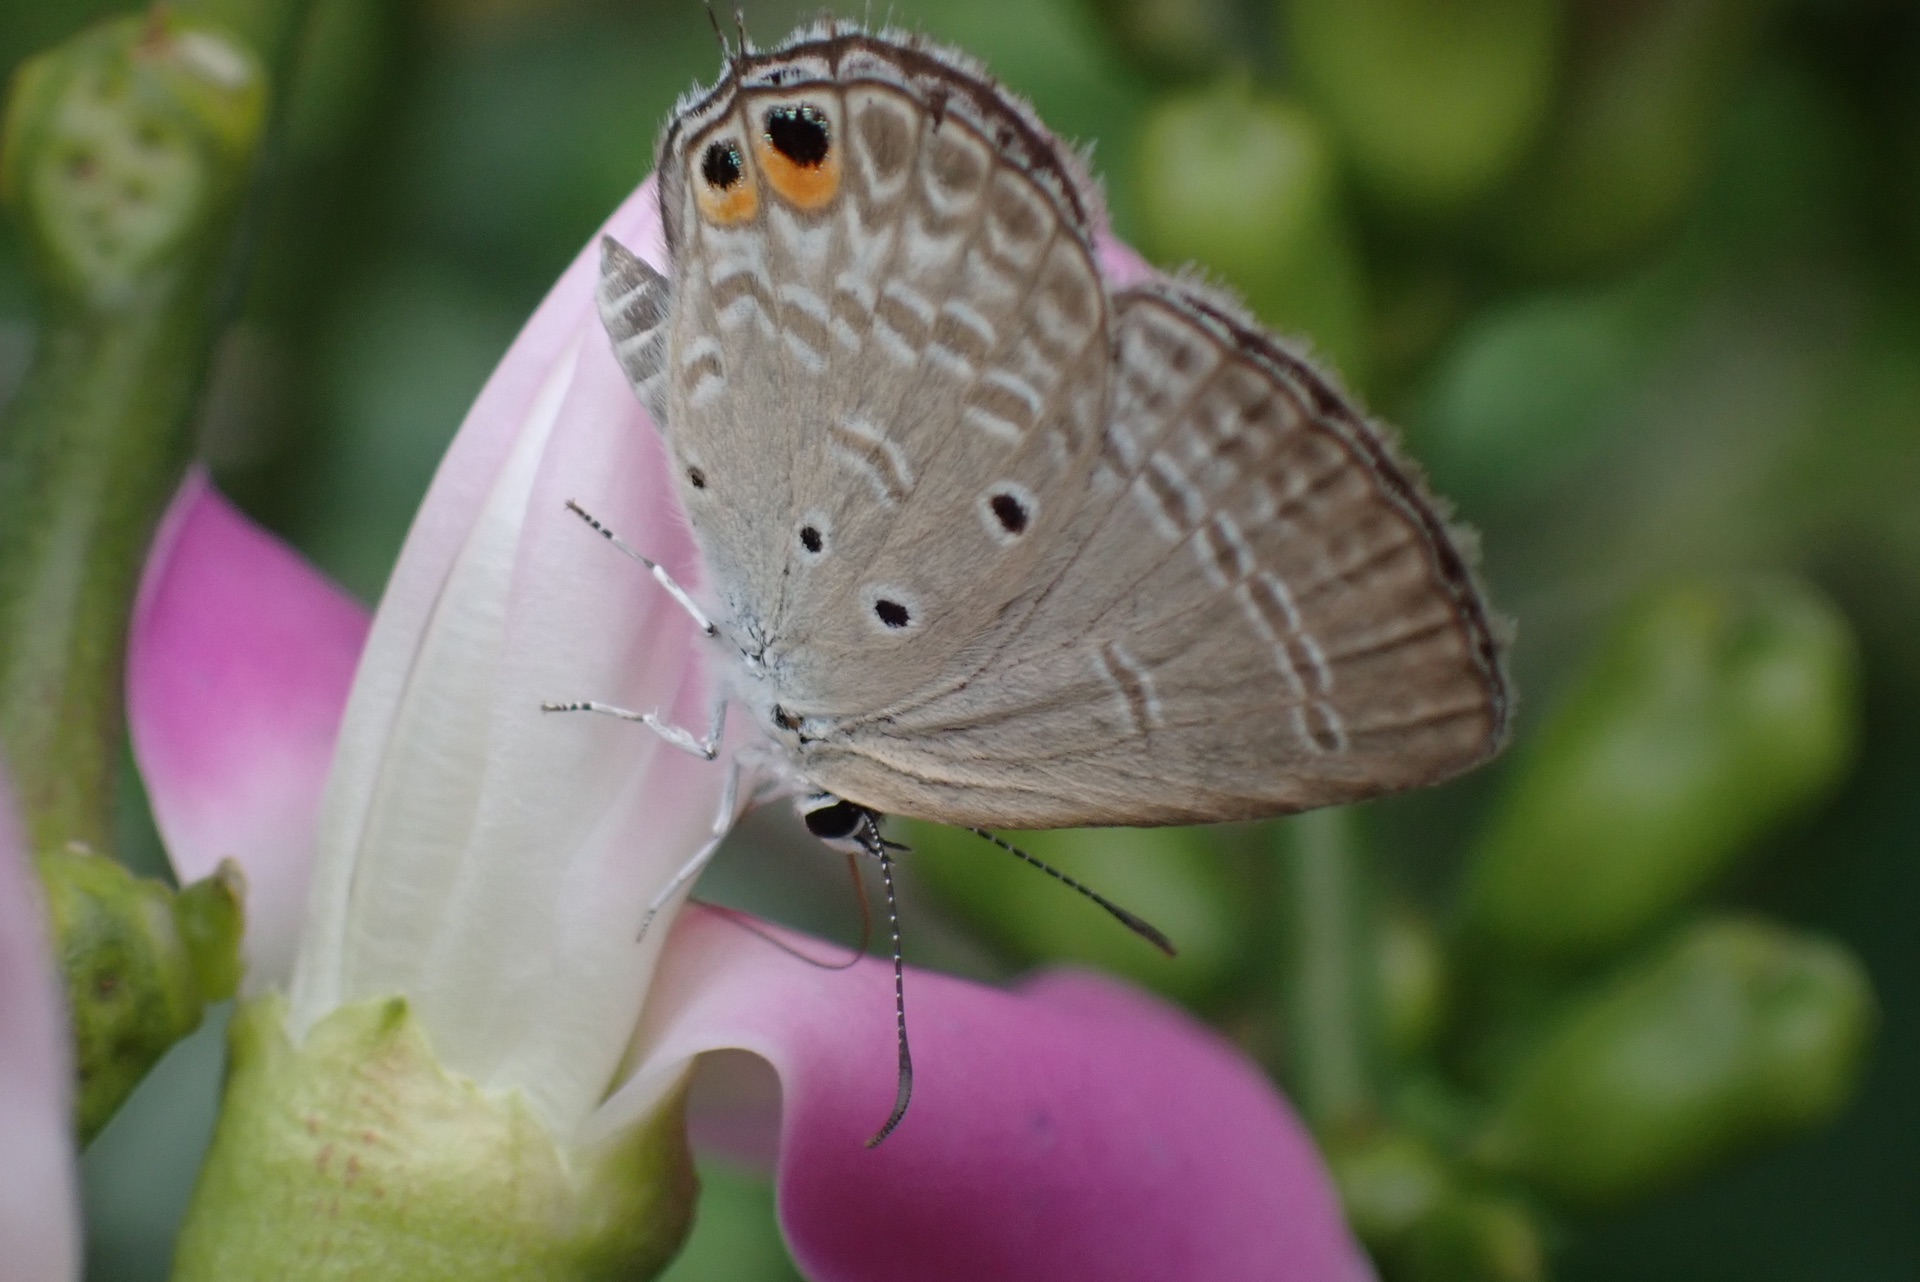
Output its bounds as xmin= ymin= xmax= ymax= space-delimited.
xmin=128 ymin=469 xmax=369 ymax=986
xmin=626 ymin=908 xmax=1373 ymax=1282
xmin=1097 ymin=232 xmax=1156 ymax=288
xmin=0 ymin=771 xmax=81 ymax=1281
xmin=291 ymin=180 xmax=691 ymax=1044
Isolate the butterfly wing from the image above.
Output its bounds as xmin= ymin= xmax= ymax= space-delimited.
xmin=599 ymin=28 xmax=1507 ymax=828
xmin=627 ymin=33 xmax=1117 ymax=722
xmin=807 ymin=279 xmax=1510 ymax=827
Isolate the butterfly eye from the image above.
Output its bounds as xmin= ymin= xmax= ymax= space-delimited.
xmin=765 ymin=104 xmax=831 ymax=167
xmin=802 ymin=796 xmax=866 ymax=841
xmin=701 ymin=140 xmax=743 ymax=189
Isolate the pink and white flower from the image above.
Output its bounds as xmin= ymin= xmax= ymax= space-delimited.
xmin=4 ymin=178 xmax=1373 ymax=1281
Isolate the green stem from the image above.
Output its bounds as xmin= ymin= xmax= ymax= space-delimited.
xmin=1274 ymin=806 xmax=1378 ymax=1134
xmin=0 ymin=281 xmax=219 ymax=852
xmin=0 ymin=3 xmax=307 ymax=1141
xmin=0 ymin=8 xmax=295 ymax=854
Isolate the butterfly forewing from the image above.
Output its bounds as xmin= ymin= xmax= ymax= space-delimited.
xmin=652 ymin=32 xmax=1115 ymax=716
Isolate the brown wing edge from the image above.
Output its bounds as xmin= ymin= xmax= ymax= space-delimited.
xmin=1118 ymin=273 xmax=1517 ymax=777
xmin=654 ymin=21 xmax=1107 ymax=269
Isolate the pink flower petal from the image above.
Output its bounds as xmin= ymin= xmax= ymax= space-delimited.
xmin=128 ymin=469 xmax=369 ymax=985
xmin=0 ymin=772 xmax=81 ymax=1281
xmin=299 ymin=182 xmax=674 ymax=995
xmin=281 ymin=175 xmax=732 ymax=1130
xmin=1097 ymin=232 xmax=1158 ymax=289
xmin=627 ymin=908 xmax=1373 ymax=1282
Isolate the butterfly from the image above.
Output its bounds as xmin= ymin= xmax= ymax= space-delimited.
xmin=567 ymin=20 xmax=1510 ymax=1142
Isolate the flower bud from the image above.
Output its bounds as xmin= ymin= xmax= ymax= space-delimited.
xmin=904 ymin=821 xmax=1252 ymax=1008
xmin=1376 ymin=902 xmax=1448 ymax=1062
xmin=1283 ymin=0 xmax=1562 ymax=218
xmin=1497 ymin=0 xmax=1770 ymax=276
xmin=1132 ymin=81 xmax=1368 ymax=383
xmin=1085 ymin=0 xmax=1239 ymax=81
xmin=1324 ymin=1128 xmax=1451 ymax=1248
xmin=1463 ymin=578 xmax=1858 ymax=960
xmin=1396 ymin=1191 xmax=1547 ymax=1282
xmin=173 ymin=996 xmax=698 ymax=1281
xmin=1 ymin=13 xmax=266 ymax=310
xmin=1418 ymin=276 xmax=1670 ymax=502
xmin=1475 ymin=916 xmax=1874 ymax=1206
xmin=35 ymin=842 xmax=243 ymax=1141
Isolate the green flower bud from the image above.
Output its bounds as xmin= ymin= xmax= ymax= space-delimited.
xmin=1084 ymin=0 xmax=1238 ymax=82
xmin=1396 ymin=1191 xmax=1547 ymax=1282
xmin=35 ymin=842 xmax=242 ymax=1141
xmin=1283 ymin=0 xmax=1562 ymax=218
xmin=1497 ymin=0 xmax=1773 ymax=276
xmin=1463 ymin=578 xmax=1858 ymax=960
xmin=904 ymin=821 xmax=1252 ymax=1008
xmin=1133 ymin=81 xmax=1368 ymax=384
xmin=1 ymin=13 xmax=266 ymax=310
xmin=1418 ymin=273 xmax=1674 ymax=501
xmin=1325 ymin=1128 xmax=1452 ymax=1248
xmin=1475 ymin=916 xmax=1874 ymax=1207
xmin=1376 ymin=902 xmax=1448 ymax=1062
xmin=174 ymin=995 xmax=698 ymax=1282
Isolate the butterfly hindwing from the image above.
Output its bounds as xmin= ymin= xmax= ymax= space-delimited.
xmin=810 ymin=281 xmax=1509 ymax=827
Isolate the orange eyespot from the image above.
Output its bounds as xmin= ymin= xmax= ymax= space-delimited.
xmin=753 ymin=103 xmax=840 ymax=211
xmin=693 ymin=137 xmax=758 ymax=226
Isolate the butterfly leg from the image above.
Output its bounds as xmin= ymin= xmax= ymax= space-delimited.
xmin=636 ymin=754 xmax=740 ymax=943
xmin=561 ymin=499 xmax=716 ymax=638
xmin=541 ymin=694 xmax=728 ymax=761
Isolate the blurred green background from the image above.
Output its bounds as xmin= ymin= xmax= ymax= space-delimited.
xmin=2 ymin=0 xmax=1915 ymax=1279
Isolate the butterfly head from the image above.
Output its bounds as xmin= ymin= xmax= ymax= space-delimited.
xmin=798 ymin=792 xmax=882 ymax=858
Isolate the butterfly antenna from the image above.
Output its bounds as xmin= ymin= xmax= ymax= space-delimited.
xmin=701 ymin=0 xmax=730 ymax=61
xmin=733 ymin=5 xmax=750 ymax=53
xmin=865 ymin=814 xmax=914 ymax=1147
xmin=965 ymin=828 xmax=1178 ymax=957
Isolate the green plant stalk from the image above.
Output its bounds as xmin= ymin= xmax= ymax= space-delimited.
xmin=0 ymin=8 xmax=304 ymax=856
xmin=0 ymin=6 xmax=305 ymax=1141
xmin=1274 ymin=807 xmax=1378 ymax=1135
xmin=0 ymin=289 xmax=220 ymax=852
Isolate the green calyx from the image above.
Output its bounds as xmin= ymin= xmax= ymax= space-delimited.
xmin=173 ymin=995 xmax=700 ymax=1282
xmin=35 ymin=843 xmax=244 ymax=1142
